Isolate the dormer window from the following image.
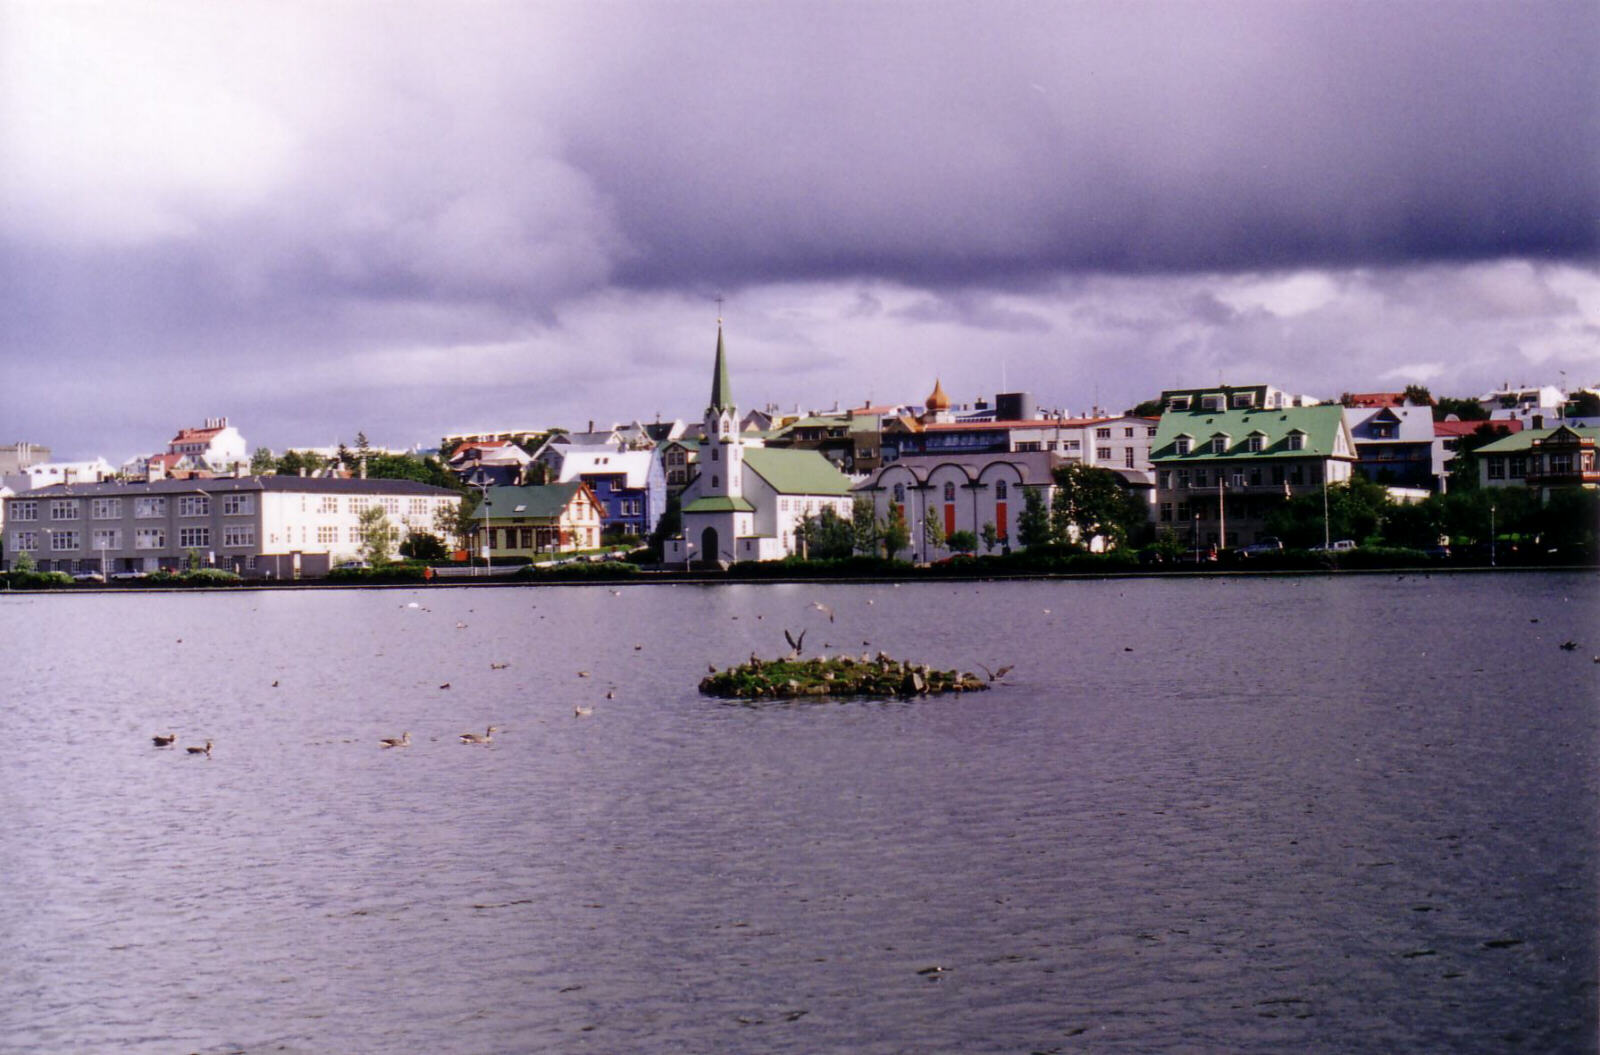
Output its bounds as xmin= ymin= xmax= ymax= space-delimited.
xmin=1246 ymin=433 xmax=1265 ymax=453
xmin=1201 ymin=394 xmax=1224 ymax=411
xmin=1232 ymin=392 xmax=1256 ymax=408
xmin=1210 ymin=434 xmax=1229 ymax=454
xmin=1174 ymin=436 xmax=1191 ymax=455
xmin=1285 ymin=431 xmax=1305 ymax=451
xmin=1168 ymin=396 xmax=1191 ymax=411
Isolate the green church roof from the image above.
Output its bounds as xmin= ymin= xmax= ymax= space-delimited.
xmin=742 ymin=447 xmax=854 ymax=495
xmin=683 ymin=495 xmax=756 ymax=513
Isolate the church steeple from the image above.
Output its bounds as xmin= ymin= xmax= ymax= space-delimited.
xmin=708 ymin=325 xmax=734 ymax=415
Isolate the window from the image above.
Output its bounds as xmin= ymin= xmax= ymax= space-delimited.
xmin=1147 ymin=427 xmax=1158 ymax=438
xmin=319 ymin=496 xmax=338 ymax=514
xmin=1285 ymin=432 xmax=1305 ymax=451
xmin=1211 ymin=435 xmax=1229 ymax=454
xmin=92 ymin=498 xmax=122 ymax=519
xmin=1249 ymin=467 xmax=1262 ymax=486
xmin=1157 ymin=471 xmax=1170 ymax=489
xmin=1159 ymin=502 xmax=1172 ymax=522
xmin=1176 ymin=469 xmax=1190 ymax=489
xmin=1124 ymin=448 xmax=1135 ymax=468
xmin=178 ymin=496 xmax=210 ymax=517
xmin=382 ymin=498 xmax=400 ymax=515
xmin=91 ymin=528 xmax=120 ymax=550
xmin=1176 ymin=501 xmax=1190 ymax=520
xmin=1096 ymin=446 xmax=1112 ymax=460
xmin=711 ymin=447 xmax=719 ymax=462
xmin=1272 ymin=466 xmax=1285 ymax=485
xmin=1201 ymin=394 xmax=1223 ymax=411
xmin=136 ymin=528 xmax=165 ymax=549
xmin=409 ymin=498 xmax=428 ymax=517
xmin=1123 ymin=427 xmax=1134 ymax=438
xmin=51 ymin=531 xmax=80 ymax=551
xmin=943 ymin=482 xmax=955 ymax=501
xmin=1096 ymin=427 xmax=1112 ymax=439
xmin=11 ymin=501 xmax=36 ymax=522
xmin=1168 ymin=396 xmax=1191 ymax=411
xmin=223 ymin=525 xmax=255 ymax=547
xmin=892 ymin=483 xmax=906 ymax=502
xmin=135 ymin=496 xmax=167 ymax=518
xmin=1551 ymin=453 xmax=1574 ymax=474
xmin=222 ymin=494 xmax=253 ymax=515
xmin=12 ymin=530 xmax=37 ymax=551
xmin=51 ymin=500 xmax=80 ymax=520
xmin=1232 ymin=392 xmax=1256 ymax=408
xmin=1247 ymin=435 xmax=1264 ymax=453
xmin=995 ymin=480 xmax=1007 ymax=500
xmin=1194 ymin=469 xmax=1208 ymax=488
xmin=1508 ymin=455 xmax=1527 ymax=477
xmin=1486 ymin=456 xmax=1506 ymax=480
xmin=179 ymin=527 xmax=210 ymax=548
xmin=316 ymin=525 xmax=338 ymax=544
xmin=1174 ymin=437 xmax=1191 ymax=455
xmin=711 ymin=475 xmax=719 ymax=488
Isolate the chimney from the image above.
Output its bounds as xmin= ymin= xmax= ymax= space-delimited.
xmin=588 ymin=420 xmax=595 ymax=433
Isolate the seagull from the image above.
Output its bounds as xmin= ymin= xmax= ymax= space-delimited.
xmin=380 ymin=731 xmax=411 ymax=748
xmin=784 ymin=628 xmax=807 ymax=655
xmin=151 ymin=732 xmax=177 ymax=747
xmin=810 ymin=601 xmax=835 ymax=623
xmin=185 ymin=740 xmax=212 ymax=756
xmin=459 ymin=726 xmax=497 ymax=744
xmin=978 ymin=664 xmax=1014 ymax=682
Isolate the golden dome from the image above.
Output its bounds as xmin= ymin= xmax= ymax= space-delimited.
xmin=925 ymin=378 xmax=950 ymax=412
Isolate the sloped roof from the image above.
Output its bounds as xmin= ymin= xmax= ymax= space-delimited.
xmin=477 ymin=481 xmax=591 ymax=520
xmin=742 ymin=447 xmax=853 ymax=495
xmin=1152 ymin=404 xmax=1350 ymax=460
xmin=1435 ymin=419 xmax=1522 ymax=438
xmin=556 ymin=448 xmax=656 ymax=487
xmin=683 ymin=495 xmax=756 ymax=513
xmin=1476 ymin=425 xmax=1600 ymax=453
xmin=709 ymin=326 xmax=733 ymax=413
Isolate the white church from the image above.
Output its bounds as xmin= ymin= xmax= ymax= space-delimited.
xmin=664 ymin=326 xmax=854 ymax=567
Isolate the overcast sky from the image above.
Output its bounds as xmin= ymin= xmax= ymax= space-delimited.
xmin=2 ymin=0 xmax=1596 ymax=460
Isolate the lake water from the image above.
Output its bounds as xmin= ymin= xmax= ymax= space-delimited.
xmin=1 ymin=573 xmax=1595 ymax=1053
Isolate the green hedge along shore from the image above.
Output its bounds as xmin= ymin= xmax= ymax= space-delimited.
xmin=700 ymin=653 xmax=990 ymax=700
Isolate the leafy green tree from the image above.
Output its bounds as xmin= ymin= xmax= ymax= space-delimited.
xmin=363 ymin=451 xmax=460 ymax=490
xmin=880 ymin=503 xmax=911 ymax=561
xmin=1049 ymin=463 xmax=1143 ymax=550
xmin=399 ymin=531 xmax=448 ymax=560
xmin=798 ymin=507 xmax=855 ymax=560
xmin=979 ymin=521 xmax=999 ymax=554
xmin=249 ymin=447 xmax=276 ymax=474
xmin=1403 ymin=384 xmax=1434 ymax=407
xmin=1446 ymin=422 xmax=1517 ymax=489
xmin=275 ymin=449 xmax=326 ymax=476
xmin=1129 ymin=397 xmax=1165 ymax=418
xmin=922 ymin=504 xmax=946 ymax=554
xmin=1433 ymin=396 xmax=1489 ymax=422
xmin=12 ymin=551 xmax=35 ymax=573
xmin=1151 ymin=527 xmax=1186 ymax=562
xmin=357 ymin=505 xmax=398 ymax=565
xmin=947 ymin=529 xmax=978 ymax=555
xmin=435 ymin=495 xmax=477 ymax=553
xmin=1265 ymin=476 xmax=1391 ymax=547
xmin=356 ymin=431 xmax=371 ymax=455
xmin=186 ymin=548 xmax=203 ymax=571
xmin=1017 ymin=487 xmax=1051 ymax=549
xmin=851 ymin=496 xmax=878 ymax=555
xmin=1565 ymin=391 xmax=1600 ymax=418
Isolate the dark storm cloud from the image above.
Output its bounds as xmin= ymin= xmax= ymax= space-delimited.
xmin=571 ymin=1 xmax=1597 ymax=287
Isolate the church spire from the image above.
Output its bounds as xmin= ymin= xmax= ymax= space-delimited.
xmin=708 ymin=323 xmax=734 ymax=414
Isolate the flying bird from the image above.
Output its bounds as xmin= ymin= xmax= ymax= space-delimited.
xmin=977 ymin=664 xmax=1014 ymax=682
xmin=810 ymin=601 xmax=835 ymax=622
xmin=784 ymin=628 xmax=807 ymax=655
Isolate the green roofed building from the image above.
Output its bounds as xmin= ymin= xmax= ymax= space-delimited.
xmin=1476 ymin=425 xmax=1600 ymax=501
xmin=664 ymin=326 xmax=854 ymax=566
xmin=1151 ymin=385 xmax=1355 ymax=550
xmin=470 ymin=481 xmax=605 ymax=560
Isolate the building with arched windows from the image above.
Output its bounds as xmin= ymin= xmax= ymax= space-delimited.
xmin=852 ymin=451 xmax=1061 ymax=561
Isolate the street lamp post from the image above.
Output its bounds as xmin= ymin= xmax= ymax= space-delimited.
xmin=1490 ymin=503 xmax=1497 ymax=567
xmin=470 ymin=472 xmax=492 ymax=576
xmin=1322 ymin=467 xmax=1331 ymax=550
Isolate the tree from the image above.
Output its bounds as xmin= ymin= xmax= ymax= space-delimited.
xmin=947 ymin=529 xmax=978 ymax=556
xmin=1265 ymin=476 xmax=1391 ymax=548
xmin=363 ymin=451 xmax=460 ymax=490
xmin=435 ymin=495 xmax=477 ymax=553
xmin=1049 ymin=463 xmax=1144 ymax=550
xmin=1566 ymin=390 xmax=1600 ymax=418
xmin=12 ymin=551 xmax=35 ymax=573
xmin=979 ymin=521 xmax=1000 ymax=554
xmin=851 ymin=495 xmax=878 ymax=556
xmin=880 ymin=503 xmax=911 ymax=561
xmin=249 ymin=447 xmax=276 ymax=474
xmin=1446 ymin=422 xmax=1516 ymax=489
xmin=1017 ymin=487 xmax=1052 ymax=549
xmin=399 ymin=531 xmax=448 ymax=560
xmin=1403 ymin=384 xmax=1434 ymax=407
xmin=921 ymin=504 xmax=945 ymax=554
xmin=799 ymin=507 xmax=855 ymax=560
xmin=1129 ymin=397 xmax=1165 ymax=418
xmin=275 ymin=449 xmax=326 ymax=477
xmin=1433 ymin=396 xmax=1489 ymax=422
xmin=357 ymin=505 xmax=398 ymax=565
xmin=356 ymin=431 xmax=371 ymax=455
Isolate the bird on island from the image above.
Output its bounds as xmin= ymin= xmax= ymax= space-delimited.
xmin=380 ymin=732 xmax=411 ymax=748
xmin=152 ymin=732 xmax=177 ymax=747
xmin=186 ymin=740 xmax=212 ymax=756
xmin=707 ymin=663 xmax=717 ymax=673
xmin=810 ymin=601 xmax=835 ymax=623
xmin=459 ymin=726 xmax=497 ymax=744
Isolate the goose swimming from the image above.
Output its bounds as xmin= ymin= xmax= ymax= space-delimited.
xmin=379 ymin=731 xmax=411 ymax=748
xmin=459 ymin=725 xmax=497 ymax=744
xmin=186 ymin=740 xmax=212 ymax=756
xmin=152 ymin=732 xmax=177 ymax=747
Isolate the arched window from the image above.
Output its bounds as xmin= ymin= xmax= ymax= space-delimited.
xmin=995 ymin=479 xmax=1008 ymax=499
xmin=892 ymin=483 xmax=905 ymax=502
xmin=943 ymin=482 xmax=955 ymax=501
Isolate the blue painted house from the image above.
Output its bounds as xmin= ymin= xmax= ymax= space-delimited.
xmin=555 ymin=447 xmax=667 ymax=539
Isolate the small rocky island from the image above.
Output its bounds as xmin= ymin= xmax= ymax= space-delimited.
xmin=700 ymin=652 xmax=990 ymax=700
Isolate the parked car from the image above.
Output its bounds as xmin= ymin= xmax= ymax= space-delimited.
xmin=109 ymin=570 xmax=148 ymax=580
xmin=71 ymin=570 xmax=105 ymax=583
xmin=333 ymin=560 xmax=371 ymax=571
xmin=1235 ymin=537 xmax=1284 ymax=558
xmin=1311 ymin=539 xmax=1357 ymax=552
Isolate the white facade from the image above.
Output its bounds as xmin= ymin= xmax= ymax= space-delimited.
xmin=856 ymin=452 xmax=1060 ymax=561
